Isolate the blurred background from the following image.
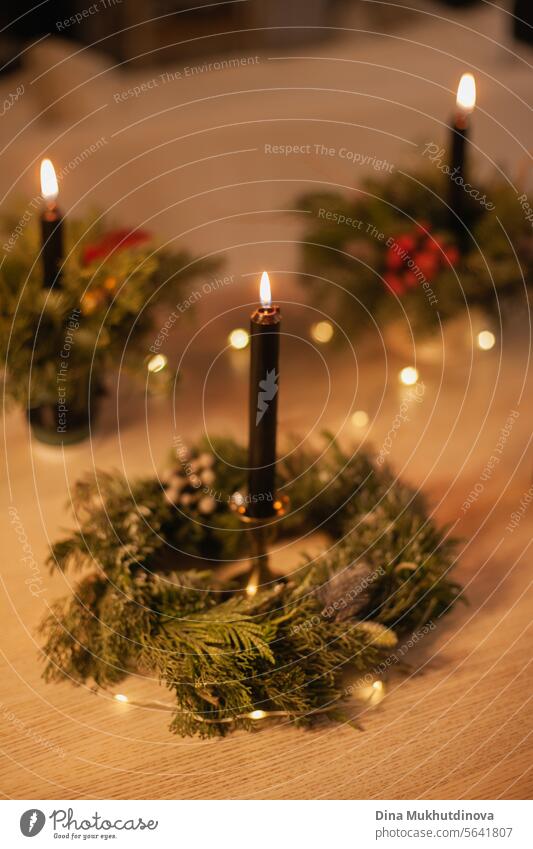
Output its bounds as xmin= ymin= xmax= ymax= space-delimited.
xmin=2 ymin=1 xmax=532 ymax=68
xmin=0 ymin=0 xmax=531 ymax=465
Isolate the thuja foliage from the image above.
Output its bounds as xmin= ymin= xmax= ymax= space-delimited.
xmin=0 ymin=209 xmax=218 ymax=408
xmin=40 ymin=436 xmax=462 ymax=737
xmin=296 ymin=165 xmax=532 ymax=334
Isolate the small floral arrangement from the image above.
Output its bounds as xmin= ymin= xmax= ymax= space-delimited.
xmin=0 ymin=209 xmax=218 ymax=436
xmin=296 ymin=167 xmax=532 ymax=334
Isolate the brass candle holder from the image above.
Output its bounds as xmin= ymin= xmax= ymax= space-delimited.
xmin=231 ymin=494 xmax=289 ymax=594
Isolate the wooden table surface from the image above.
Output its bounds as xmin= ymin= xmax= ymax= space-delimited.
xmin=1 ymin=4 xmax=532 ymax=799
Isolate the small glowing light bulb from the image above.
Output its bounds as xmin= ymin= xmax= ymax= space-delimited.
xmin=147 ymin=353 xmax=168 ymax=373
xmin=351 ymin=410 xmax=369 ymax=428
xmin=229 ymin=328 xmax=249 ymax=350
xmin=310 ymin=320 xmax=334 ymax=343
xmin=477 ymin=330 xmax=495 ymax=351
xmin=114 ymin=694 xmax=129 ymax=703
xmin=369 ymin=679 xmax=385 ymax=705
xmin=399 ymin=366 xmax=419 ymax=386
xmin=249 ymin=709 xmax=267 ymax=720
xmin=246 ymin=580 xmax=258 ymax=598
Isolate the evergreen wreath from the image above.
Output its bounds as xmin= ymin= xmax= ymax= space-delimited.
xmin=0 ymin=209 xmax=218 ymax=411
xmin=40 ymin=435 xmax=461 ymax=738
xmin=296 ymin=166 xmax=532 ymax=335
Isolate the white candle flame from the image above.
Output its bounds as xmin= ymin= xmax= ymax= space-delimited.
xmin=259 ymin=271 xmax=271 ymax=308
xmin=40 ymin=158 xmax=59 ymax=203
xmin=456 ymin=73 xmax=476 ymax=116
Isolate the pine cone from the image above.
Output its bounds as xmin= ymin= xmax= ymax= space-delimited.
xmin=162 ymin=449 xmax=217 ymax=515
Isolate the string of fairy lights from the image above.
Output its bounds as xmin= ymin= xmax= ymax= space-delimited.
xmin=228 ymin=320 xmax=497 ymax=408
xmin=108 ymin=678 xmax=386 ymax=725
xmin=147 ymin=319 xmax=496 ymax=400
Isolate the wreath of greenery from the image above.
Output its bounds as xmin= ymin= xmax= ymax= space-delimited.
xmin=0 ymin=209 xmax=217 ymax=410
xmin=296 ymin=166 xmax=532 ymax=334
xmin=40 ymin=435 xmax=461 ymax=738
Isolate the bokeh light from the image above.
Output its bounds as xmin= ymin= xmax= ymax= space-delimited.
xmin=351 ymin=410 xmax=369 ymax=428
xmin=477 ymin=330 xmax=496 ymax=351
xmin=229 ymin=328 xmax=250 ymax=350
xmin=147 ymin=353 xmax=168 ymax=373
xmin=310 ymin=320 xmax=334 ymax=343
xmin=399 ymin=366 xmax=419 ymax=386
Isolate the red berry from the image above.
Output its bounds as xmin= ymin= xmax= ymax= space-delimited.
xmin=416 ymin=251 xmax=439 ymax=278
xmin=443 ymin=246 xmax=460 ymax=266
xmin=386 ymin=246 xmax=404 ymax=270
xmin=395 ymin=234 xmax=415 ymax=254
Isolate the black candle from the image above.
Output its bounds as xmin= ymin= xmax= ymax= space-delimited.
xmin=449 ymin=73 xmax=476 ymax=230
xmin=248 ymin=272 xmax=280 ymax=519
xmin=40 ymin=159 xmax=64 ymax=289
xmin=450 ymin=122 xmax=467 ymax=224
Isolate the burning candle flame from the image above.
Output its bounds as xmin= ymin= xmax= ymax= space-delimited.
xmin=40 ymin=158 xmax=59 ymax=204
xmin=456 ymin=73 xmax=476 ymax=116
xmin=260 ymin=271 xmax=271 ymax=308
